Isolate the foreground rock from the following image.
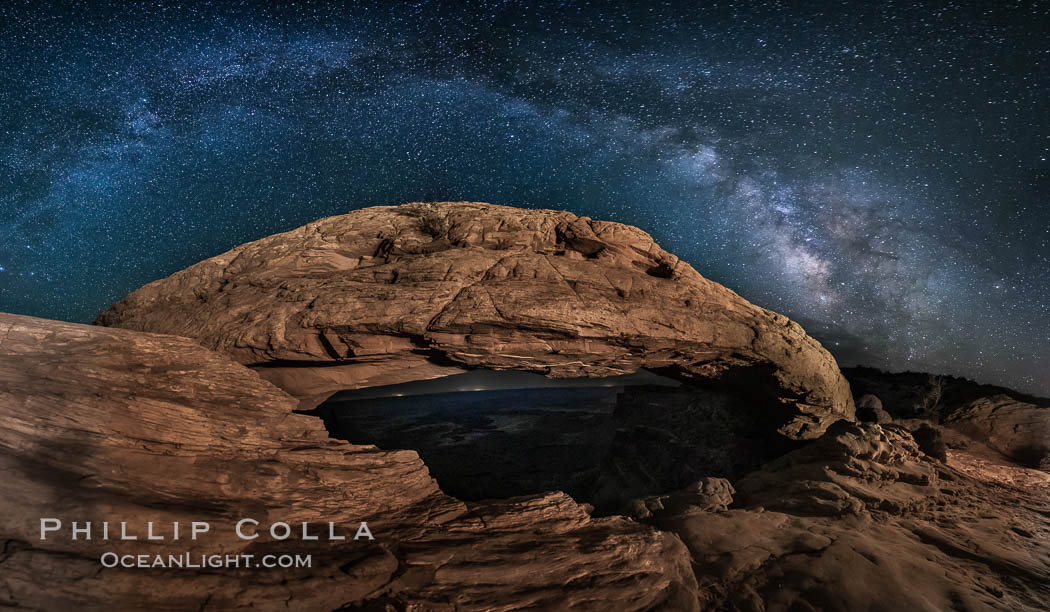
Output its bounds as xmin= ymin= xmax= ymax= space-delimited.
xmin=0 ymin=313 xmax=695 ymax=611
xmin=648 ymin=421 xmax=1050 ymax=611
xmin=97 ymin=202 xmax=854 ymax=438
xmin=4 ymin=313 xmax=1048 ymax=610
xmin=844 ymin=367 xmax=1050 ymax=469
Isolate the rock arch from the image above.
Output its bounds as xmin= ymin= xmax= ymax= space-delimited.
xmin=97 ymin=202 xmax=854 ymax=438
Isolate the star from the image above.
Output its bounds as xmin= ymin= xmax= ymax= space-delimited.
xmin=0 ymin=1 xmax=1047 ymax=395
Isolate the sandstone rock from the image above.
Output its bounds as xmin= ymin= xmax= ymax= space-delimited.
xmin=734 ymin=421 xmax=940 ymax=517
xmin=946 ymin=395 xmax=1050 ymax=468
xmin=11 ymin=201 xmax=1048 ymax=609
xmin=844 ymin=367 xmax=1050 ymax=469
xmin=649 ymin=420 xmax=1050 ymax=611
xmin=4 ymin=312 xmax=1049 ymax=610
xmin=97 ymin=202 xmax=854 ymax=438
xmin=0 ymin=313 xmax=696 ymax=611
xmin=856 ymin=393 xmax=892 ymax=423
xmin=625 ymin=477 xmax=735 ymax=519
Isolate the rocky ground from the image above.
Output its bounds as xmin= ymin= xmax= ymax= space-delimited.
xmin=844 ymin=366 xmax=1050 ymax=470
xmin=2 ymin=203 xmax=1047 ymax=610
xmin=655 ymin=423 xmax=1050 ymax=611
xmin=0 ymin=313 xmax=694 ymax=611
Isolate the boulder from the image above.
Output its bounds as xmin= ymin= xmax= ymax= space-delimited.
xmin=625 ymin=477 xmax=736 ymax=519
xmin=856 ymin=393 xmax=892 ymax=423
xmin=97 ymin=202 xmax=854 ymax=438
xmin=733 ymin=421 xmax=939 ymax=517
xmin=844 ymin=367 xmax=1050 ymax=469
xmin=946 ymin=395 xmax=1050 ymax=468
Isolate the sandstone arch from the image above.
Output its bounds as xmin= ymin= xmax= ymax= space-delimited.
xmin=97 ymin=202 xmax=854 ymax=438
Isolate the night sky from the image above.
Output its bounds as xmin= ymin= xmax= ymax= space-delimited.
xmin=1 ymin=1 xmax=1048 ymax=395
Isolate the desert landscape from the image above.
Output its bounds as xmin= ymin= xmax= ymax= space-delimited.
xmin=2 ymin=203 xmax=1046 ymax=610
xmin=3 ymin=2 xmax=1048 ymax=609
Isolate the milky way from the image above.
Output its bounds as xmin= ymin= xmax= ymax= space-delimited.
xmin=1 ymin=1 xmax=1048 ymax=394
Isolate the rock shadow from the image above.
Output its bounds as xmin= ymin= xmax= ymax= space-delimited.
xmin=307 ymin=369 xmax=796 ymax=514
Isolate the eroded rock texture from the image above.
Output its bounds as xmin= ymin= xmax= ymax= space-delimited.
xmin=0 ymin=313 xmax=696 ymax=611
xmin=844 ymin=367 xmax=1050 ymax=469
xmin=9 ymin=204 xmax=1045 ymax=609
xmin=97 ymin=202 xmax=854 ymax=438
xmin=647 ymin=421 xmax=1050 ymax=611
xmin=4 ymin=313 xmax=1048 ymax=610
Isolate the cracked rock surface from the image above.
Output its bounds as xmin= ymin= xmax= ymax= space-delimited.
xmin=647 ymin=421 xmax=1050 ymax=611
xmin=7 ymin=204 xmax=1045 ymax=610
xmin=3 ymin=313 xmax=1048 ymax=610
xmin=844 ymin=366 xmax=1050 ymax=469
xmin=0 ymin=312 xmax=695 ymax=611
xmin=96 ymin=202 xmax=854 ymax=438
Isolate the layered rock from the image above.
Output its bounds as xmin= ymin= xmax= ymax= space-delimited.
xmin=97 ymin=202 xmax=854 ymax=438
xmin=844 ymin=367 xmax=1050 ymax=468
xmin=646 ymin=421 xmax=1050 ymax=611
xmin=17 ymin=202 xmax=1048 ymax=609
xmin=946 ymin=396 xmax=1050 ymax=469
xmin=4 ymin=313 xmax=1048 ymax=610
xmin=0 ymin=313 xmax=696 ymax=611
xmin=625 ymin=477 xmax=736 ymax=519
xmin=734 ymin=421 xmax=939 ymax=517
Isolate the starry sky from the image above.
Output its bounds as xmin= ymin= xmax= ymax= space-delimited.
xmin=1 ymin=1 xmax=1048 ymax=395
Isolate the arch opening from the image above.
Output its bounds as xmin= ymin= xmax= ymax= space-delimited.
xmin=308 ymin=369 xmax=794 ymax=514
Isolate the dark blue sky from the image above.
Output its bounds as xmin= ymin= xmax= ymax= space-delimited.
xmin=1 ymin=1 xmax=1048 ymax=394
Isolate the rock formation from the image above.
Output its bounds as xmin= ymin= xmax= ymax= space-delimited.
xmin=0 ymin=312 xmax=695 ymax=610
xmin=4 ymin=204 xmax=1046 ymax=610
xmin=855 ymin=392 xmax=892 ymax=423
xmin=316 ymin=381 xmax=793 ymax=513
xmin=844 ymin=366 xmax=1050 ymax=469
xmin=648 ymin=421 xmax=1050 ymax=611
xmin=3 ymin=315 xmax=1048 ymax=610
xmin=97 ymin=202 xmax=854 ymax=438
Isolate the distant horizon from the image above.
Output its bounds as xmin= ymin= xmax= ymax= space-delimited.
xmin=325 ymin=369 xmax=682 ymax=402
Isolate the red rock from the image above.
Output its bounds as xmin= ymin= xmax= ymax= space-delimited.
xmin=97 ymin=202 xmax=855 ymax=438
xmin=844 ymin=366 xmax=1050 ymax=468
xmin=11 ymin=204 xmax=1043 ymax=609
xmin=0 ymin=313 xmax=695 ymax=610
xmin=649 ymin=421 xmax=1050 ymax=611
xmin=946 ymin=395 xmax=1050 ymax=468
xmin=4 ymin=313 xmax=1048 ymax=610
